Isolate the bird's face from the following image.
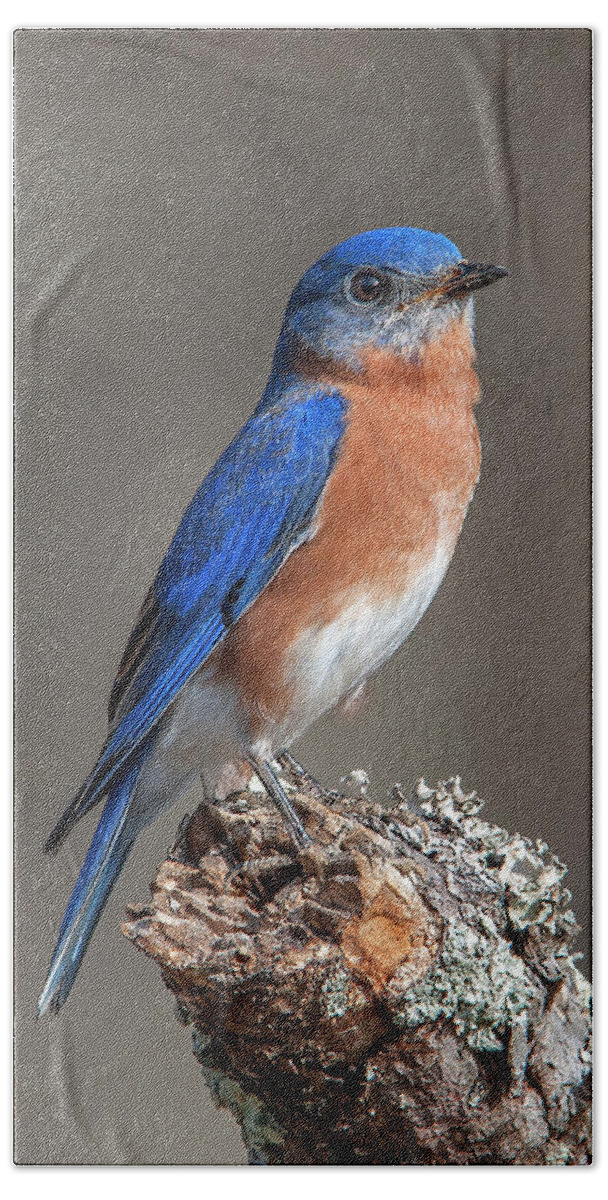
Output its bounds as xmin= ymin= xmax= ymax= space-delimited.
xmin=279 ymin=227 xmax=507 ymax=370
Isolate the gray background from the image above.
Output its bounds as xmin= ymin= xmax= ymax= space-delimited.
xmin=14 ymin=28 xmax=591 ymax=1165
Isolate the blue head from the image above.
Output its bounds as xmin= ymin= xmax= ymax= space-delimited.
xmin=270 ymin=226 xmax=507 ymax=378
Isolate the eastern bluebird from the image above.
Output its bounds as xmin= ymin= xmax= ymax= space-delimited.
xmin=39 ymin=226 xmax=507 ymax=1015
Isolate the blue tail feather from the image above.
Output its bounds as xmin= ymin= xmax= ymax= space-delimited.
xmin=38 ymin=760 xmax=142 ymax=1016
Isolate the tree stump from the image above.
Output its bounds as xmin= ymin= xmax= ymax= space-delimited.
xmin=123 ymin=765 xmax=592 ymax=1165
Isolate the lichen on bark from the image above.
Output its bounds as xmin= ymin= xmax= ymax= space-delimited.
xmin=123 ymin=767 xmax=591 ymax=1165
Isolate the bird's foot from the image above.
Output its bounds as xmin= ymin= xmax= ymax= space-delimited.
xmin=248 ymin=755 xmax=312 ymax=849
xmin=276 ymin=751 xmax=325 ymax=799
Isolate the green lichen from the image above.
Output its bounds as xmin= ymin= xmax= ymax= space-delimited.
xmin=571 ymin=965 xmax=592 ymax=1014
xmin=192 ymin=1030 xmax=286 ymax=1163
xmin=393 ymin=915 xmax=536 ymax=1051
xmin=321 ymin=966 xmax=364 ymax=1019
xmin=545 ymin=1140 xmax=572 ymax=1165
xmin=402 ymin=778 xmax=578 ymax=941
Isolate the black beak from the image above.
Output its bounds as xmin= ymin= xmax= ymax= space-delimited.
xmin=435 ymin=261 xmax=509 ymax=302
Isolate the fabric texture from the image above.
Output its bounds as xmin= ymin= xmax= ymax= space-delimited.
xmin=14 ymin=28 xmax=591 ymax=1164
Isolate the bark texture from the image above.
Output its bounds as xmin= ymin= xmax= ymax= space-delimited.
xmin=123 ymin=766 xmax=591 ymax=1165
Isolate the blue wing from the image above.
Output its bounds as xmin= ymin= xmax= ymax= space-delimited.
xmin=45 ymin=381 xmax=347 ymax=852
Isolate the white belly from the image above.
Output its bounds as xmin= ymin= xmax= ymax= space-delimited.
xmin=279 ymin=539 xmax=454 ymax=742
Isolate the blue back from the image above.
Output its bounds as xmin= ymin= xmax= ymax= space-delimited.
xmin=61 ymin=382 xmax=348 ymax=821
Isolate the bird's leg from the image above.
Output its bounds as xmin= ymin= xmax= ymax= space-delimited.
xmin=247 ymin=754 xmax=311 ymax=849
xmin=276 ymin=750 xmax=324 ymax=798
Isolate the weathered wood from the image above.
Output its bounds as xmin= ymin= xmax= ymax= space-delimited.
xmin=123 ymin=766 xmax=591 ymax=1165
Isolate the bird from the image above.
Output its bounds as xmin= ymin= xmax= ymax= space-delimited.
xmin=38 ymin=225 xmax=507 ymax=1015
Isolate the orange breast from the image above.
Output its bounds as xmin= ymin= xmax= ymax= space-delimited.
xmin=216 ymin=315 xmax=481 ymax=738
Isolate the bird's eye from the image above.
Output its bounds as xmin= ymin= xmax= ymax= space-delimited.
xmin=348 ymin=268 xmax=393 ymax=305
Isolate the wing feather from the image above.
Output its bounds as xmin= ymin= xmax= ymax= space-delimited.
xmin=45 ymin=384 xmax=347 ymax=853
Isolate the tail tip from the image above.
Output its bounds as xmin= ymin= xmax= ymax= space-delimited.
xmin=43 ymin=825 xmax=65 ymax=856
xmin=37 ymin=988 xmax=55 ymax=1019
xmin=37 ymin=963 xmax=69 ymax=1017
